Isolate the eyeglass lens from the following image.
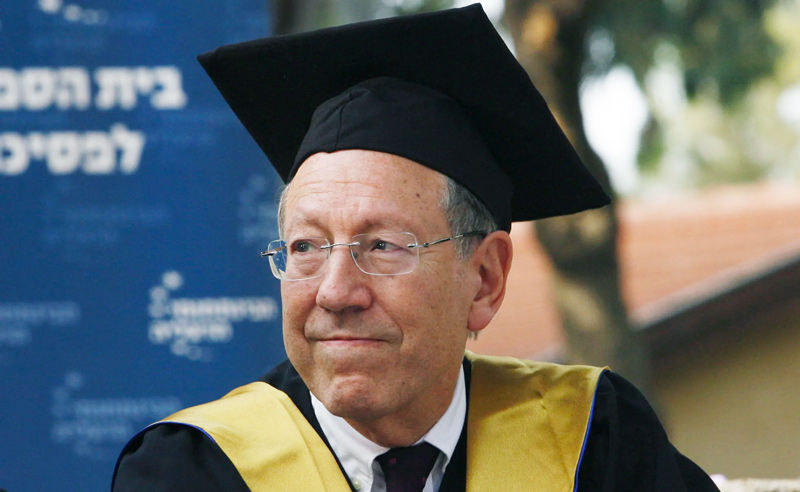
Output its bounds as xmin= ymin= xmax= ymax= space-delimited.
xmin=267 ymin=232 xmax=419 ymax=280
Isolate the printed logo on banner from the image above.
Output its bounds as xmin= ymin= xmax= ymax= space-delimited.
xmin=1 ymin=1 xmax=274 ymax=490
xmin=0 ymin=65 xmax=187 ymax=177
xmin=0 ymin=301 xmax=80 ymax=358
xmin=51 ymin=371 xmax=182 ymax=460
xmin=39 ymin=179 xmax=171 ymax=253
xmin=148 ymin=271 xmax=279 ymax=361
xmin=238 ymin=174 xmax=279 ymax=247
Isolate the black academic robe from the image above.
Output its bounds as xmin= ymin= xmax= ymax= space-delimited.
xmin=112 ymin=359 xmax=720 ymax=492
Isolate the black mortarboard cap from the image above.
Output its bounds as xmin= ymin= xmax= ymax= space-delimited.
xmin=198 ymin=4 xmax=610 ymax=231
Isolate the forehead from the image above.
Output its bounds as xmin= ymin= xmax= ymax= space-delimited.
xmin=283 ymin=150 xmax=447 ymax=234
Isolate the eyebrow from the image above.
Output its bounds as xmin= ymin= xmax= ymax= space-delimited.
xmin=283 ymin=213 xmax=415 ymax=237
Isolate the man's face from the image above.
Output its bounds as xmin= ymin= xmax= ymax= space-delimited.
xmin=280 ymin=149 xmax=475 ymax=441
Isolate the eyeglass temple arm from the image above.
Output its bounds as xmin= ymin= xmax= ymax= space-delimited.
xmin=410 ymin=231 xmax=487 ymax=249
xmin=261 ymin=245 xmax=289 ymax=257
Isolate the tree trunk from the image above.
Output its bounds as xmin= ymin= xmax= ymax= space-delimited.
xmin=504 ymin=0 xmax=651 ymax=392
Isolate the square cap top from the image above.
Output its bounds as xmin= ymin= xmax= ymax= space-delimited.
xmin=198 ymin=4 xmax=610 ymax=231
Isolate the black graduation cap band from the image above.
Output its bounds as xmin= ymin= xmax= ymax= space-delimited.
xmin=197 ymin=4 xmax=611 ymax=231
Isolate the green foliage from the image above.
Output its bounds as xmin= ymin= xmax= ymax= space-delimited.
xmin=578 ymin=0 xmax=794 ymax=191
xmin=636 ymin=118 xmax=665 ymax=175
xmin=590 ymin=0 xmax=780 ymax=105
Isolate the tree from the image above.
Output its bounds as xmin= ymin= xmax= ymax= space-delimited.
xmin=504 ymin=0 xmax=648 ymax=390
xmin=503 ymin=0 xmax=780 ymax=392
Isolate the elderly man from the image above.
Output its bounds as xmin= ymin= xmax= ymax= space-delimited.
xmin=112 ymin=5 xmax=718 ymax=492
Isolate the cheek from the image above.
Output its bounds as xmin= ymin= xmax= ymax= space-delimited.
xmin=280 ymin=284 xmax=317 ymax=351
xmin=395 ymin=272 xmax=469 ymax=344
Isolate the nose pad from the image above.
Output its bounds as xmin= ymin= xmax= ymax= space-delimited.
xmin=349 ymin=248 xmax=363 ymax=272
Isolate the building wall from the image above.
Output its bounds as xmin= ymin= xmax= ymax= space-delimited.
xmin=653 ymin=298 xmax=800 ymax=478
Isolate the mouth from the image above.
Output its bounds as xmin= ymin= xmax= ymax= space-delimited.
xmin=315 ymin=337 xmax=386 ymax=347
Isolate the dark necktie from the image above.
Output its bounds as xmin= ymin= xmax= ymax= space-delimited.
xmin=375 ymin=442 xmax=440 ymax=492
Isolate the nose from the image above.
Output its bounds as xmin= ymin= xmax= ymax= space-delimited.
xmin=315 ymin=244 xmax=373 ymax=312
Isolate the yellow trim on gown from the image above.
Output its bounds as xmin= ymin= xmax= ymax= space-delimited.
xmin=161 ymin=352 xmax=604 ymax=491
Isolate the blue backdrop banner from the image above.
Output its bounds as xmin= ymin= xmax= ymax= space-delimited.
xmin=0 ymin=2 xmax=285 ymax=490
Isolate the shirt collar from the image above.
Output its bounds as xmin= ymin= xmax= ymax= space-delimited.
xmin=311 ymin=365 xmax=466 ymax=491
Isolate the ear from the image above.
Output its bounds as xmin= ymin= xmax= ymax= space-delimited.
xmin=467 ymin=231 xmax=513 ymax=333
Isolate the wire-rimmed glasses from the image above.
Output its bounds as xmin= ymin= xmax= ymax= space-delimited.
xmin=260 ymin=231 xmax=486 ymax=281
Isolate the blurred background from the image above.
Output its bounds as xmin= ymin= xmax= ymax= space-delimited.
xmin=1 ymin=0 xmax=798 ymax=489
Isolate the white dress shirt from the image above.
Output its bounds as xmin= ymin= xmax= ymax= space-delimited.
xmin=310 ymin=367 xmax=467 ymax=492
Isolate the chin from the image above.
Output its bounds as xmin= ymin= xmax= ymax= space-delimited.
xmin=318 ymin=379 xmax=390 ymax=421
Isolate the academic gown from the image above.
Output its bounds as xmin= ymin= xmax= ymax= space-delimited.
xmin=112 ymin=358 xmax=720 ymax=492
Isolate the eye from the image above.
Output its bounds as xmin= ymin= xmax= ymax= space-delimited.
xmin=289 ymin=239 xmax=320 ymax=254
xmin=371 ymin=239 xmax=401 ymax=252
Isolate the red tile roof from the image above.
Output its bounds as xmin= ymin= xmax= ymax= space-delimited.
xmin=467 ymin=182 xmax=800 ymax=359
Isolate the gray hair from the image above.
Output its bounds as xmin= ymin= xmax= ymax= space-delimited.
xmin=442 ymin=176 xmax=499 ymax=340
xmin=276 ymin=174 xmax=498 ymax=260
xmin=277 ymin=183 xmax=291 ymax=239
xmin=440 ymin=176 xmax=498 ymax=260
